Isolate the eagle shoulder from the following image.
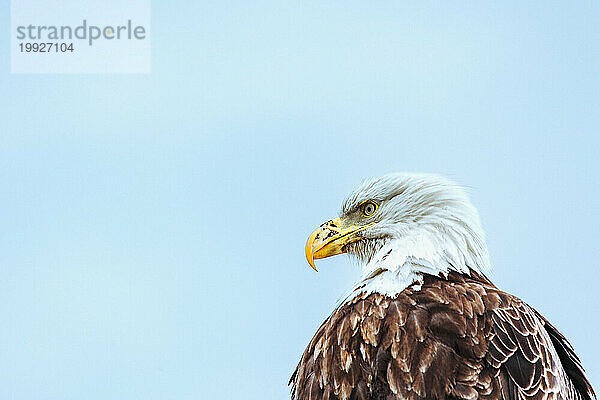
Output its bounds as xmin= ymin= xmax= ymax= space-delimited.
xmin=290 ymin=273 xmax=594 ymax=400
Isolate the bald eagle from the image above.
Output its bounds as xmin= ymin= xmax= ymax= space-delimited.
xmin=290 ymin=173 xmax=595 ymax=400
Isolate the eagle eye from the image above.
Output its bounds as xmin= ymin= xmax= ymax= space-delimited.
xmin=361 ymin=201 xmax=378 ymax=217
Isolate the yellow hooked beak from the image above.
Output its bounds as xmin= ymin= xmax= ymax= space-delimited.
xmin=305 ymin=217 xmax=372 ymax=271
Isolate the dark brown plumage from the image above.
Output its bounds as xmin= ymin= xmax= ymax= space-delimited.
xmin=289 ymin=271 xmax=594 ymax=400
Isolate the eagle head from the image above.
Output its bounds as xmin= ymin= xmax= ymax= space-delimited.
xmin=305 ymin=173 xmax=490 ymax=278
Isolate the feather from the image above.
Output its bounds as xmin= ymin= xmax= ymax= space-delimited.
xmin=290 ymin=272 xmax=594 ymax=400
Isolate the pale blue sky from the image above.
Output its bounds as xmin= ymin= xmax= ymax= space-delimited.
xmin=1 ymin=2 xmax=599 ymax=399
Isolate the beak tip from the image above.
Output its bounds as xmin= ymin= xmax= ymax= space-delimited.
xmin=306 ymin=248 xmax=318 ymax=272
xmin=305 ymin=231 xmax=319 ymax=272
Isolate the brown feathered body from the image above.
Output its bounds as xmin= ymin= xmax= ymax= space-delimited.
xmin=290 ymin=271 xmax=594 ymax=400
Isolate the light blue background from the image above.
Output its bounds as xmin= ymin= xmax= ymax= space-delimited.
xmin=1 ymin=2 xmax=598 ymax=399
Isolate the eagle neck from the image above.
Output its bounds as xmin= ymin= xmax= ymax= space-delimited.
xmin=344 ymin=226 xmax=490 ymax=302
